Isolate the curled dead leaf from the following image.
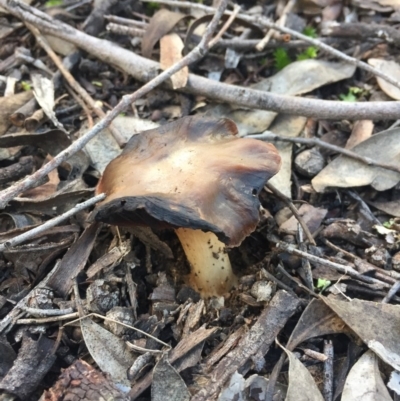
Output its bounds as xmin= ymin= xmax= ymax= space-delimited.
xmin=141 ymin=9 xmax=189 ymax=59
xmin=368 ymin=58 xmax=400 ymax=100
xmin=160 ymin=33 xmax=188 ymax=89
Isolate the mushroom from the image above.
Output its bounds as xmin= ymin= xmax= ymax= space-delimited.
xmin=92 ymin=116 xmax=281 ymax=297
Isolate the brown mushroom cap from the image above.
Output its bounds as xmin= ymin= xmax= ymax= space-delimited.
xmin=93 ymin=116 xmax=281 ymax=246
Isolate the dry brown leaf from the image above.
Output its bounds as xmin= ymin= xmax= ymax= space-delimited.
xmin=47 ymin=223 xmax=101 ymax=297
xmin=352 ymin=0 xmax=400 ymax=11
xmin=376 ymin=0 xmax=400 ymax=9
xmin=160 ymin=33 xmax=188 ymax=89
xmin=82 ymin=116 xmax=159 ymax=173
xmin=322 ymin=296 xmax=400 ymax=371
xmin=368 ymin=59 xmax=400 ymax=100
xmin=286 ymin=299 xmax=350 ymax=350
xmin=312 ymin=127 xmax=400 ymax=192
xmin=31 ymin=74 xmax=63 ymax=130
xmin=267 ymin=114 xmax=307 ymax=198
xmin=255 ymin=60 xmax=356 ymax=97
xmin=0 ymin=91 xmax=33 ymax=136
xmin=152 ymin=355 xmax=190 ymax=401
xmin=345 ymin=120 xmax=374 ymax=149
xmin=207 ymin=59 xmax=355 ymax=136
xmin=342 ymin=350 xmax=392 ymax=401
xmin=141 ymin=9 xmax=188 ymax=59
xmin=279 ymin=203 xmax=327 ymax=235
xmin=282 ymin=345 xmax=325 ymax=401
xmin=367 ymin=195 xmax=400 ymax=217
xmin=44 ymin=34 xmax=77 ymax=56
xmin=80 ymin=317 xmax=134 ymax=388
xmin=21 ymin=156 xmax=60 ymax=200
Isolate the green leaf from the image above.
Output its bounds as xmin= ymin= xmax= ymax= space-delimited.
xmin=339 ymin=87 xmax=362 ymax=102
xmin=349 ymin=86 xmax=362 ymax=94
xmin=45 ymin=0 xmax=63 ymax=6
xmin=146 ymin=1 xmax=160 ymax=12
xmin=316 ymin=278 xmax=331 ymax=292
xmin=91 ymin=81 xmax=103 ymax=87
xmin=339 ymin=92 xmax=357 ymax=102
xmin=383 ymin=219 xmax=394 ymax=229
xmin=302 ymin=26 xmax=317 ymax=38
xmin=296 ymin=46 xmax=318 ymax=61
xmin=20 ymin=81 xmax=32 ymax=91
xmin=273 ymin=47 xmax=292 ymax=70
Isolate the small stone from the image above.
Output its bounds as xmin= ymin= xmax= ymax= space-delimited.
xmin=294 ymin=148 xmax=325 ymax=177
xmin=250 ymin=280 xmax=273 ymax=303
xmin=105 ymin=306 xmax=135 ymax=336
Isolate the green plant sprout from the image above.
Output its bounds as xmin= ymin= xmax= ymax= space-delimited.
xmin=316 ymin=278 xmax=331 ymax=293
xmin=146 ymin=1 xmax=160 ymax=12
xmin=297 ymin=46 xmax=318 ymax=61
xmin=383 ymin=219 xmax=395 ymax=229
xmin=20 ymin=81 xmax=32 ymax=91
xmin=45 ymin=0 xmax=63 ymax=6
xmin=273 ymin=48 xmax=292 ymax=70
xmin=303 ymin=26 xmax=317 ymax=38
xmin=339 ymin=87 xmax=363 ymax=102
xmin=273 ymin=26 xmax=319 ymax=70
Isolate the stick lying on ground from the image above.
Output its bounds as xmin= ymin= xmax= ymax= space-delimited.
xmin=2 ymin=0 xmax=400 ymax=121
xmin=0 ymin=194 xmax=105 ymax=252
xmin=0 ymin=0 xmax=229 ymax=209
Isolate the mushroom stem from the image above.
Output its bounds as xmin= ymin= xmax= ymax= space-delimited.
xmin=175 ymin=228 xmax=237 ymax=297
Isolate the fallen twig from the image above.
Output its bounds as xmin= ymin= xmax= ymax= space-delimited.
xmin=0 ymin=194 xmax=106 ymax=252
xmin=275 ymin=241 xmax=391 ymax=289
xmin=1 ymin=1 xmax=400 ymax=122
xmin=322 ymin=22 xmax=400 ymax=47
xmin=16 ymin=312 xmax=79 ymax=325
xmin=265 ymin=182 xmax=316 ymax=245
xmin=145 ymin=0 xmax=400 ymax=91
xmin=323 ymin=340 xmax=334 ymax=401
xmin=27 ymin=23 xmax=126 ymax=146
xmin=0 ymin=0 xmax=229 ymax=208
xmin=250 ymin=132 xmax=400 ymax=174
xmin=256 ymin=0 xmax=297 ymax=51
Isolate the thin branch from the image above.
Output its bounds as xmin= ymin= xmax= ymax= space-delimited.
xmin=216 ymin=37 xmax=351 ymax=51
xmin=209 ymin=4 xmax=240 ymax=47
xmin=250 ymin=132 xmax=400 ymax=174
xmin=106 ymin=22 xmax=145 ymax=37
xmin=0 ymin=260 xmax=62 ymax=333
xmin=275 ymin=241 xmax=391 ymax=289
xmin=382 ymin=281 xmax=400 ymax=304
xmin=2 ymin=1 xmax=400 ymax=121
xmin=143 ymin=0 xmax=400 ymax=91
xmin=21 ymin=306 xmax=74 ymax=317
xmin=322 ymin=22 xmax=400 ymax=47
xmin=265 ymin=182 xmax=316 ymax=245
xmin=0 ymin=0 xmax=229 ymax=209
xmin=104 ymin=14 xmax=148 ymax=28
xmin=16 ymin=312 xmax=79 ymax=325
xmin=0 ymin=194 xmax=106 ymax=252
xmin=256 ymin=0 xmax=297 ymax=51
xmin=27 ymin=23 xmax=126 ymax=147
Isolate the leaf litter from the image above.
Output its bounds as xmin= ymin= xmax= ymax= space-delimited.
xmin=1 ymin=0 xmax=400 ymax=400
